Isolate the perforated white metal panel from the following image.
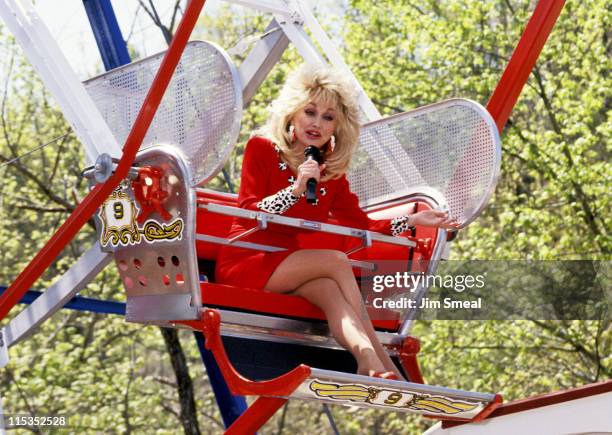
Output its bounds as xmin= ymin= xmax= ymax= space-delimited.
xmin=349 ymin=99 xmax=501 ymax=227
xmin=84 ymin=41 xmax=242 ymax=186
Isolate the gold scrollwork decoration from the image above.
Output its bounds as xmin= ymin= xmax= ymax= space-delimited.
xmin=99 ymin=190 xmax=140 ymax=247
xmin=141 ymin=219 xmax=183 ymax=242
xmin=308 ymin=380 xmax=480 ymax=415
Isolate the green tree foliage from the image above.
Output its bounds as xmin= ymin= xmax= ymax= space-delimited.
xmin=0 ymin=1 xmax=609 ymax=434
xmin=338 ymin=0 xmax=611 ymax=432
xmin=344 ymin=0 xmax=610 ymax=259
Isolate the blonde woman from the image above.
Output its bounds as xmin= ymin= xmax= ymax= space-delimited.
xmin=216 ymin=65 xmax=458 ymax=379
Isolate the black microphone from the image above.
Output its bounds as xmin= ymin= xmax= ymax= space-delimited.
xmin=304 ymin=146 xmax=322 ymax=204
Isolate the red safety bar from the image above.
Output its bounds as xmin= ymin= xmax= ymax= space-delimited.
xmin=487 ymin=0 xmax=566 ymax=132
xmin=0 ymin=0 xmax=207 ymax=321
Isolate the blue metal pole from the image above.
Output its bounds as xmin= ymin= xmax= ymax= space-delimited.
xmin=0 ymin=287 xmax=126 ymax=315
xmin=193 ymin=332 xmax=248 ymax=428
xmin=82 ymin=0 xmax=131 ymax=70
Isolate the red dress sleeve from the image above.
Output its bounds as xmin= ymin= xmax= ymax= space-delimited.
xmin=237 ymin=137 xmax=275 ymax=211
xmin=238 ymin=136 xmax=300 ymax=214
xmin=330 ymin=175 xmax=393 ymax=233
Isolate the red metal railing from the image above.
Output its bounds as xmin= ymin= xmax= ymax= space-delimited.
xmin=487 ymin=0 xmax=566 ymax=132
xmin=0 ymin=0 xmax=206 ymax=321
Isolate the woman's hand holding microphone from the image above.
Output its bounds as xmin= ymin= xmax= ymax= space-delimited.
xmin=291 ymin=159 xmax=326 ymax=197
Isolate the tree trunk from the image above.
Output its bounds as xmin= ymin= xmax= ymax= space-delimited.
xmin=160 ymin=327 xmax=201 ymax=435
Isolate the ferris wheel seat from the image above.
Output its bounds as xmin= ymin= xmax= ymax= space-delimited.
xmin=192 ymin=188 xmax=439 ymax=335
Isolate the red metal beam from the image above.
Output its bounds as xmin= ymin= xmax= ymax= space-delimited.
xmin=443 ymin=380 xmax=612 ymax=429
xmin=225 ymin=397 xmax=288 ymax=435
xmin=178 ymin=309 xmax=312 ymax=396
xmin=180 ymin=309 xmax=311 ymax=434
xmin=487 ymin=0 xmax=565 ymax=132
xmin=0 ymin=0 xmax=206 ymax=321
xmin=398 ymin=336 xmax=425 ymax=384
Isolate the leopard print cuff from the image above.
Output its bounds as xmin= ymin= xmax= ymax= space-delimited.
xmin=257 ymin=186 xmax=300 ymax=214
xmin=391 ymin=215 xmax=416 ymax=236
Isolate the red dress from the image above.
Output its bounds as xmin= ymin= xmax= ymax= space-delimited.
xmin=215 ymin=136 xmax=399 ymax=290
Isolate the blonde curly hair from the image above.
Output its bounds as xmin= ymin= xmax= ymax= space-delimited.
xmin=257 ymin=64 xmax=361 ymax=181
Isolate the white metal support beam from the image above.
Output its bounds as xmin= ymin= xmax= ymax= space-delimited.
xmin=0 ymin=0 xmax=123 ymax=164
xmin=239 ymin=19 xmax=290 ymax=105
xmin=291 ymin=1 xmax=382 ymax=122
xmin=273 ymin=11 xmax=326 ymax=65
xmin=227 ymin=0 xmax=291 ymax=17
xmin=0 ymin=326 xmax=7 ymax=435
xmin=3 ymin=244 xmax=112 ymax=347
xmin=0 ymin=328 xmax=7 ymax=368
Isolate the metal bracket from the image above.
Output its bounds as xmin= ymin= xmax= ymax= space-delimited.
xmin=91 ymin=153 xmax=113 ymax=183
xmin=288 ymin=8 xmax=304 ymax=26
xmin=345 ymin=230 xmax=373 ymax=256
xmin=82 ymin=154 xmax=139 ymax=184
xmin=227 ymin=213 xmax=270 ymax=244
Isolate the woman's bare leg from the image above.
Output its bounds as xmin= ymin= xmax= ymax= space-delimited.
xmin=265 ymin=249 xmax=403 ymax=379
xmin=291 ymin=278 xmax=384 ymax=375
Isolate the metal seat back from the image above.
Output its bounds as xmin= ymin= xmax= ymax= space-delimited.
xmin=84 ymin=40 xmax=242 ymax=187
xmin=88 ymin=41 xmax=242 ymax=322
xmin=350 ymin=99 xmax=501 ymax=227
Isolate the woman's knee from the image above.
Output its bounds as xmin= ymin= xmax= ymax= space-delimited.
xmin=295 ymin=277 xmax=342 ymax=306
xmin=317 ymin=250 xmax=352 ymax=273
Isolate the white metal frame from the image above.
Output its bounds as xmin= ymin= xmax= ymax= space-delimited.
xmin=230 ymin=0 xmax=425 ymax=191
xmin=0 ymin=0 xmax=122 ymax=164
xmin=2 ymin=245 xmax=112 ymax=347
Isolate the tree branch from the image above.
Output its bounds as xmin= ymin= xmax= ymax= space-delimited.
xmin=531 ymin=67 xmax=606 ymax=249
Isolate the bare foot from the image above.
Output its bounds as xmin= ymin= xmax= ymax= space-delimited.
xmin=356 ymin=350 xmax=386 ymax=376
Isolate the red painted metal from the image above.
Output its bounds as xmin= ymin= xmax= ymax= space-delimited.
xmin=178 ymin=309 xmax=311 ymax=396
xmin=487 ymin=0 xmax=566 ymax=132
xmin=132 ymin=166 xmax=171 ymax=223
xmin=472 ymin=394 xmax=504 ymax=422
xmin=195 ymin=188 xmax=438 ymax=266
xmin=442 ymin=380 xmax=612 ymax=428
xmin=225 ymin=396 xmax=287 ymax=435
xmin=398 ymin=336 xmax=425 ymax=384
xmin=0 ymin=0 xmax=206 ymax=321
xmin=183 ymin=310 xmax=502 ymax=426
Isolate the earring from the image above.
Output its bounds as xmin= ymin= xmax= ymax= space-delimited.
xmin=329 ymin=134 xmax=336 ymax=153
xmin=288 ymin=125 xmax=296 ymax=143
